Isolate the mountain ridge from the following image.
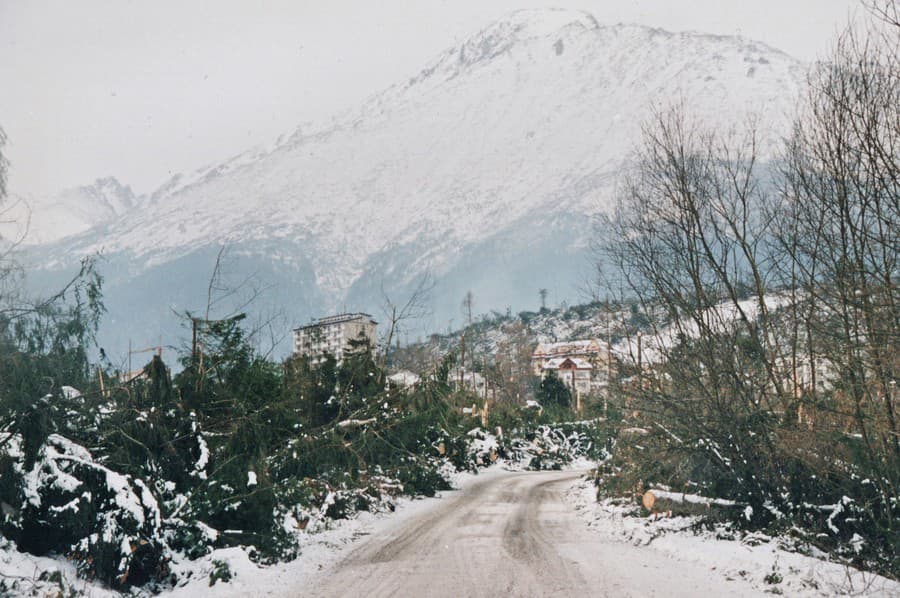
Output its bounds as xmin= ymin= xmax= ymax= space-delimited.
xmin=19 ymin=9 xmax=806 ymax=357
xmin=5 ymin=176 xmax=137 ymax=246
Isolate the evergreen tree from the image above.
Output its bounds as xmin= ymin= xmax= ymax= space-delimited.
xmin=336 ymin=334 xmax=381 ymax=416
xmin=536 ymin=372 xmax=571 ymax=409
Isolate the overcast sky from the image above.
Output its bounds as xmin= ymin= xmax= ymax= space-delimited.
xmin=0 ymin=0 xmax=861 ymax=199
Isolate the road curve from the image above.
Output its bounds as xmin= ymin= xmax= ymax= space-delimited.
xmin=302 ymin=470 xmax=763 ymax=597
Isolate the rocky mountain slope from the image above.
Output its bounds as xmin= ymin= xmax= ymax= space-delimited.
xmin=4 ymin=177 xmax=137 ymax=245
xmin=21 ymin=9 xmax=805 ymax=360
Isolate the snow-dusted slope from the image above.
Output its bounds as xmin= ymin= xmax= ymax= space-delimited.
xmin=42 ymin=10 xmax=801 ymax=282
xmin=7 ymin=177 xmax=138 ymax=245
xmin=24 ymin=9 xmax=805 ymax=356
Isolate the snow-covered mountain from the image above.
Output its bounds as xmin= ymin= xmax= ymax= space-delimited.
xmin=23 ymin=9 xmax=805 ymax=359
xmin=4 ymin=177 xmax=138 ymax=245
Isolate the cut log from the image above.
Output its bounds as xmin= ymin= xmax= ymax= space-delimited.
xmin=642 ymin=489 xmax=743 ymax=514
xmin=336 ymin=418 xmax=377 ymax=428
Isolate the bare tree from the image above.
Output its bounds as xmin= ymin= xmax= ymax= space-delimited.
xmin=0 ymin=126 xmax=25 ymax=314
xmin=0 ymin=126 xmax=7 ymax=200
xmin=491 ymin=319 xmax=535 ymax=403
xmin=600 ymin=9 xmax=899 ymax=562
xmin=379 ymin=273 xmax=434 ymax=371
xmin=187 ymin=245 xmax=280 ymax=389
xmin=777 ymin=9 xmax=900 ymax=500
xmin=868 ymin=0 xmax=900 ymax=29
xmin=601 ymin=106 xmax=793 ymax=513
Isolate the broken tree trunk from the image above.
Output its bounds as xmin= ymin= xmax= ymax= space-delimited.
xmin=642 ymin=489 xmax=744 ymax=514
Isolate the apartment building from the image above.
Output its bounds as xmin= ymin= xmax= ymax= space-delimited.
xmin=293 ymin=313 xmax=377 ymax=364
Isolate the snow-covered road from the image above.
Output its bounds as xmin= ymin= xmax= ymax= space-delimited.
xmin=302 ymin=469 xmax=766 ymax=597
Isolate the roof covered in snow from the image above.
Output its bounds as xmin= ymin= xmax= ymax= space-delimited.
xmin=388 ymin=370 xmax=421 ymax=387
xmin=532 ymin=339 xmax=607 ymax=358
xmin=543 ymin=357 xmax=592 ymax=370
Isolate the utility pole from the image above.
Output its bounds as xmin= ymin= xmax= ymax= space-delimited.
xmin=191 ymin=318 xmax=199 ymax=364
xmin=191 ymin=317 xmax=202 ymax=393
xmin=459 ymin=332 xmax=466 ymax=389
xmin=482 ymin=356 xmax=487 ymax=402
xmin=636 ymin=332 xmax=642 ymax=373
xmin=572 ymin=369 xmax=580 ymax=414
xmin=605 ymin=317 xmax=612 ymax=418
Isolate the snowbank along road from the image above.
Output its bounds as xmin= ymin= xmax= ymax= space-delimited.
xmin=303 ymin=470 xmax=767 ymax=597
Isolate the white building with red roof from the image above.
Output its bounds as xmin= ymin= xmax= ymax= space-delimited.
xmin=531 ymin=339 xmax=609 ymax=376
xmin=542 ymin=356 xmax=593 ymax=395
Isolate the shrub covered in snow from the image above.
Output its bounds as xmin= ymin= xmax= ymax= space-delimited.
xmin=0 ymin=282 xmax=614 ymax=592
xmin=0 ymin=434 xmax=166 ymax=587
xmin=467 ymin=420 xmax=606 ymax=470
xmin=595 ymin=419 xmax=900 ymax=577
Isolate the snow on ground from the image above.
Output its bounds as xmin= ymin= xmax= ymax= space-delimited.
xmin=0 ymin=537 xmax=120 ymax=597
xmin=612 ymin=294 xmax=794 ymax=366
xmin=0 ymin=422 xmax=592 ymax=597
xmin=0 ymin=469 xmax=494 ymax=597
xmin=161 ymin=467 xmax=508 ymax=597
xmin=0 ymin=470 xmax=471 ymax=596
xmin=7 ymin=462 xmax=893 ymax=596
xmin=565 ymin=477 xmax=900 ymax=597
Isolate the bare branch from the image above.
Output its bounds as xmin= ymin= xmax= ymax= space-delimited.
xmin=379 ymin=273 xmax=435 ymax=370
